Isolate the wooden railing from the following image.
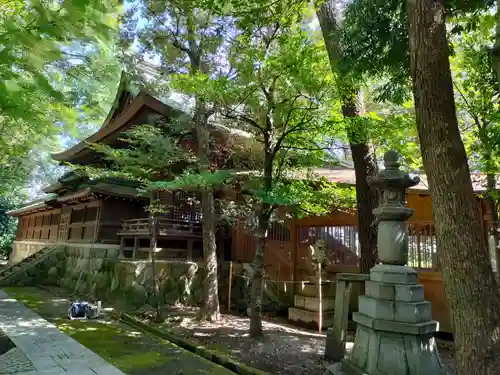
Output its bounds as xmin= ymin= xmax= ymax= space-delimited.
xmin=118 ymin=218 xmax=202 ymax=238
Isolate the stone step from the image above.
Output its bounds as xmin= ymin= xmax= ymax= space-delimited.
xmin=288 ymin=307 xmax=335 ymax=327
xmin=294 ymin=295 xmax=335 ymax=312
xmin=295 ymin=282 xmax=336 ymax=298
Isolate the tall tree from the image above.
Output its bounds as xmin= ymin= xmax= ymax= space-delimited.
xmin=316 ymin=0 xmax=378 ymax=274
xmin=122 ymin=0 xmax=235 ymax=321
xmin=407 ymin=1 xmax=500 ymax=374
xmin=195 ymin=8 xmax=349 ymax=336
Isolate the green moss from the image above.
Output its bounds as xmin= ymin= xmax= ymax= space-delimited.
xmin=4 ymin=287 xmax=236 ymax=375
xmin=3 ymin=288 xmax=44 ymax=310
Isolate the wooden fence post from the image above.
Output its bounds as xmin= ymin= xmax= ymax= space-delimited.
xmin=325 ymin=273 xmax=369 ymax=362
xmin=228 ymin=261 xmax=233 ymax=312
xmin=317 ymin=263 xmax=322 ymax=333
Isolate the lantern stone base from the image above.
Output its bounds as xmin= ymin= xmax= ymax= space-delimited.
xmin=342 ymin=264 xmax=446 ymax=375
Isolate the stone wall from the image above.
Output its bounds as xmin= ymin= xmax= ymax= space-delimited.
xmin=11 ymin=241 xmax=292 ymax=313
xmin=9 ymin=241 xmax=48 ymax=265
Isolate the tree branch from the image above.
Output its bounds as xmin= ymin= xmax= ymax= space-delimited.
xmin=453 ymin=81 xmax=483 ymax=129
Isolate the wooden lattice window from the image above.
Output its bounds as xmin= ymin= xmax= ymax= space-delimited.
xmin=172 ymin=191 xmax=202 ymax=221
xmin=85 ymin=206 xmax=98 ymax=222
xmin=70 ymin=208 xmax=85 ymax=223
xmin=51 ymin=213 xmax=60 ymax=225
xmin=268 ymin=222 xmax=291 ymax=242
xmin=42 ymin=213 xmax=51 ymax=226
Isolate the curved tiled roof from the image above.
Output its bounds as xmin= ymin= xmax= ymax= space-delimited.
xmin=51 ymin=72 xmax=186 ymax=164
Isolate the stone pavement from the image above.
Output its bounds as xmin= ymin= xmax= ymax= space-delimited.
xmin=0 ymin=289 xmax=125 ymax=375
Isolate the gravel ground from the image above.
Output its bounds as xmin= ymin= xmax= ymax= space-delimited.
xmin=139 ymin=306 xmax=456 ymax=375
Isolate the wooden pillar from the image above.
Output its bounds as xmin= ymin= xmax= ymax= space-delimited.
xmin=416 ymin=225 xmax=422 ymax=269
xmin=290 ymin=219 xmax=297 ymax=291
xmin=119 ymin=236 xmax=125 ymax=258
xmin=133 ymin=236 xmax=138 ymax=259
xmin=325 ymin=273 xmax=369 ymax=362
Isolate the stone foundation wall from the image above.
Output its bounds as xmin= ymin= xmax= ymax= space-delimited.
xmin=10 ymin=241 xmax=48 ymax=265
xmin=12 ymin=241 xmax=291 ymax=313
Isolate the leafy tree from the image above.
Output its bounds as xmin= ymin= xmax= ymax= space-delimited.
xmin=79 ymin=116 xmax=242 ymax=320
xmin=121 ymin=0 xmax=242 ymax=321
xmin=88 ymin=120 xmax=207 ymax=321
xmin=0 ymin=0 xmax=122 ymax=196
xmin=183 ymin=8 xmax=353 ymax=336
xmin=315 ymin=0 xmax=379 ymax=275
xmin=341 ymin=0 xmax=500 ymax=372
xmin=0 ymin=197 xmax=18 ymax=259
xmin=451 ymin=13 xmax=500 ymax=268
xmin=407 ymin=1 xmax=500 ymax=374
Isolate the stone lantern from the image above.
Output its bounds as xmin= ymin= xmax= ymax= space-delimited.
xmin=342 ymin=150 xmax=446 ymax=375
xmin=368 ymin=150 xmax=420 ymax=266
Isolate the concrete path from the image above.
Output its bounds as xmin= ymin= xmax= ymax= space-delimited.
xmin=0 ymin=289 xmax=125 ymax=375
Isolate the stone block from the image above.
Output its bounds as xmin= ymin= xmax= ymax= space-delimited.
xmin=370 ymin=264 xmax=418 ymax=285
xmin=337 ymin=273 xmax=370 ymax=282
xmin=295 ymin=282 xmax=336 ymax=298
xmin=358 ymin=295 xmax=394 ymax=320
xmin=352 ymin=312 xmax=439 ymax=335
xmin=324 ymin=327 xmax=345 ymax=362
xmin=288 ymin=307 xmax=334 ymax=327
xmin=365 ymin=281 xmax=395 ymax=301
xmin=394 ymin=284 xmax=424 ymax=302
xmin=343 ymin=320 xmax=446 ymax=375
xmin=294 ymin=295 xmax=335 ymax=312
xmin=394 ymin=301 xmax=432 ymax=323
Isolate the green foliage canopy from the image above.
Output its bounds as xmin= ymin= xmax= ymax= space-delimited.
xmin=0 ymin=0 xmax=122 ymax=195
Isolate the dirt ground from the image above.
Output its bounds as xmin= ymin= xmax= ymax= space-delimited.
xmin=135 ymin=305 xmax=457 ymax=375
xmin=5 ymin=284 xmax=456 ymax=375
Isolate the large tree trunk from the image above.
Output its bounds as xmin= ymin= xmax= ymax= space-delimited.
xmin=195 ymin=99 xmax=220 ymax=322
xmin=249 ymin=144 xmax=273 ymax=338
xmin=316 ymin=0 xmax=378 ymax=274
xmin=407 ymin=1 xmax=500 ymax=373
xmin=199 ymin=189 xmax=220 ymax=321
xmin=343 ymin=90 xmax=379 ymax=274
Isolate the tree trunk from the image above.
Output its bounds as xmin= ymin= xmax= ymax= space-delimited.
xmin=195 ymin=99 xmax=220 ymax=322
xmin=249 ymin=142 xmax=273 ymax=338
xmin=316 ymin=0 xmax=378 ymax=274
xmin=342 ymin=90 xmax=378 ymax=274
xmin=149 ymin=215 xmax=162 ymax=322
xmin=199 ymin=189 xmax=220 ymax=321
xmin=407 ymin=1 xmax=500 ymax=373
xmin=249 ymin=212 xmax=269 ymax=338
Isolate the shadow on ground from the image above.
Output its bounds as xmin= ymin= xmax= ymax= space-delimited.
xmin=2 ymin=286 xmax=234 ymax=375
xmin=137 ymin=305 xmax=332 ymax=375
